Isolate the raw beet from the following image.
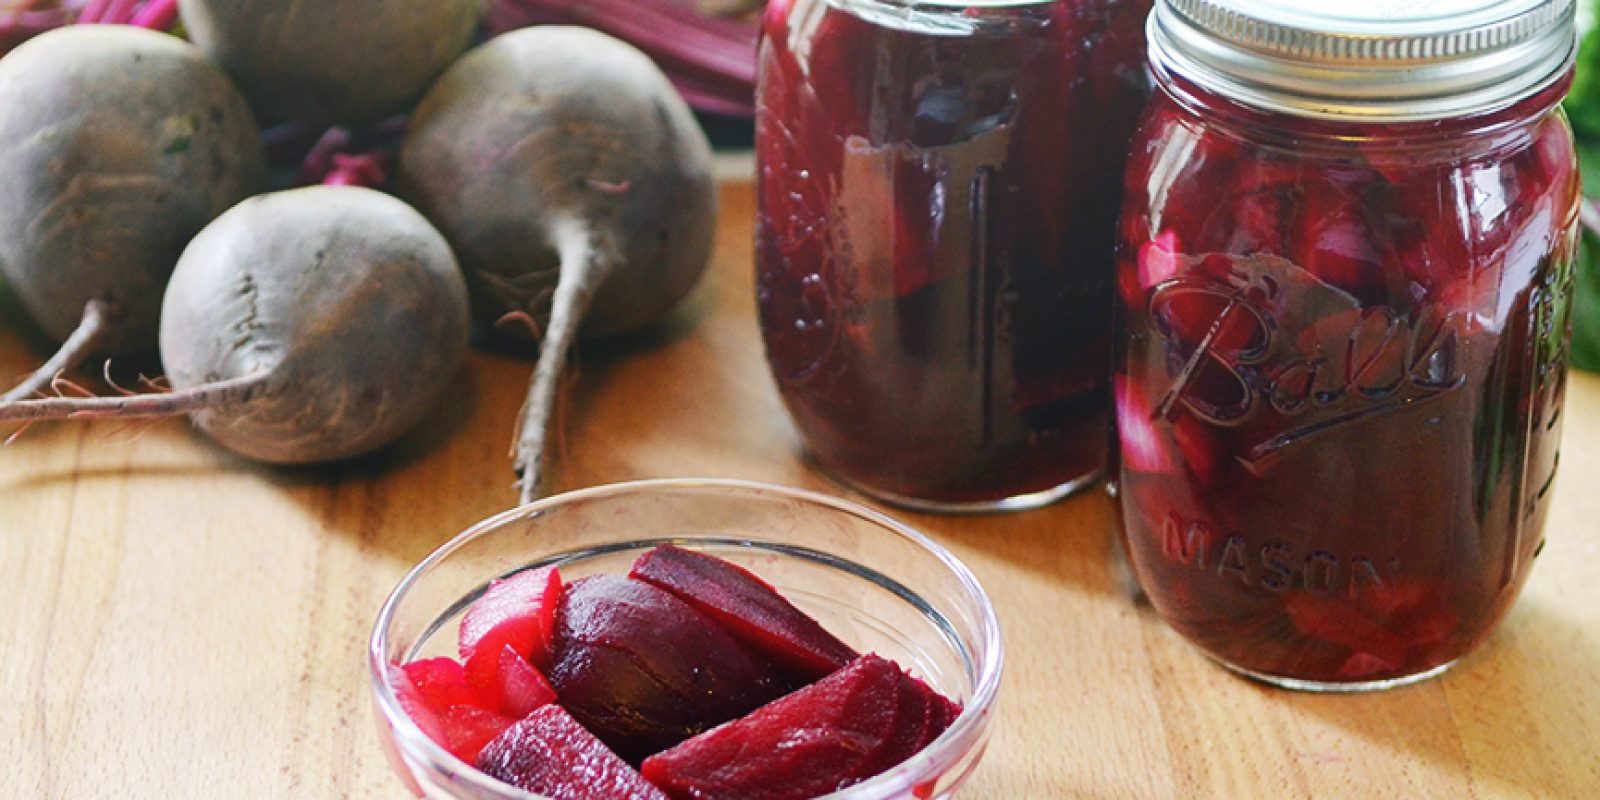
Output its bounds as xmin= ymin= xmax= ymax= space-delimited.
xmin=629 ymin=545 xmax=857 ymax=682
xmin=476 ymin=705 xmax=669 ymax=800
xmin=755 ymin=0 xmax=1152 ymax=504
xmin=640 ymin=654 xmax=957 ymax=800
xmin=1114 ymin=71 xmax=1579 ymax=683
xmin=547 ymin=575 xmax=789 ymax=763
xmin=458 ymin=567 xmax=563 ymax=669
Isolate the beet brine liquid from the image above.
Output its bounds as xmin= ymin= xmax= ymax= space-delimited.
xmin=1116 ymin=0 xmax=1580 ymax=690
xmin=756 ymin=0 xmax=1152 ymax=510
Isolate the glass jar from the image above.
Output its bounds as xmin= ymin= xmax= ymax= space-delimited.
xmin=1114 ymin=0 xmax=1580 ymax=690
xmin=756 ymin=0 xmax=1153 ymax=512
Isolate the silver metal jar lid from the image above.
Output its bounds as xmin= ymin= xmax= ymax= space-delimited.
xmin=1149 ymin=0 xmax=1579 ymax=122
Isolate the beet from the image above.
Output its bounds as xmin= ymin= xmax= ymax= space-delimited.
xmin=547 ymin=575 xmax=788 ymax=763
xmin=629 ymin=545 xmax=857 ymax=682
xmin=640 ymin=654 xmax=956 ymax=800
xmin=176 ymin=0 xmax=481 ymax=126
xmin=458 ymin=566 xmax=563 ymax=669
xmin=0 ymin=25 xmax=265 ymax=401
xmin=0 ymin=186 xmax=471 ymax=464
xmin=397 ymin=27 xmax=718 ymax=503
xmin=464 ymin=644 xmax=558 ymax=720
xmin=476 ymin=705 xmax=669 ymax=800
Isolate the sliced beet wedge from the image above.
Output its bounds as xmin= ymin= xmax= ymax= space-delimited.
xmin=548 ymin=574 xmax=789 ymax=763
xmin=640 ymin=654 xmax=955 ymax=800
xmin=458 ymin=566 xmax=563 ymax=670
xmin=629 ymin=544 xmax=858 ymax=682
xmin=476 ymin=704 xmax=669 ymax=800
xmin=465 ymin=644 xmax=558 ymax=719
xmin=400 ymin=657 xmax=480 ymax=712
xmin=439 ymin=705 xmax=518 ymax=765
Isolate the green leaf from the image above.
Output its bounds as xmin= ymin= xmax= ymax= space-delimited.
xmin=1567 ymin=2 xmax=1600 ymax=371
xmin=1566 ymin=7 xmax=1600 ymax=140
xmin=1573 ymin=228 xmax=1600 ymax=372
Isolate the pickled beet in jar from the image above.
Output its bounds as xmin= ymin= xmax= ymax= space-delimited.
xmin=1114 ymin=0 xmax=1581 ymax=689
xmin=757 ymin=0 xmax=1152 ymax=511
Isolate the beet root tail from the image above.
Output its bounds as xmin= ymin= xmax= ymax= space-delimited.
xmin=0 ymin=373 xmax=270 ymax=424
xmin=514 ymin=219 xmax=612 ymax=505
xmin=2 ymin=300 xmax=120 ymax=404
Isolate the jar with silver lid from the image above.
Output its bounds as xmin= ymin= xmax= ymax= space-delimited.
xmin=1113 ymin=0 xmax=1580 ymax=690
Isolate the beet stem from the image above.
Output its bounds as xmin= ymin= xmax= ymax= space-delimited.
xmin=0 ymin=373 xmax=270 ymax=423
xmin=1 ymin=300 xmax=119 ymax=403
xmin=514 ymin=218 xmax=613 ymax=505
xmin=130 ymin=0 xmax=176 ymax=29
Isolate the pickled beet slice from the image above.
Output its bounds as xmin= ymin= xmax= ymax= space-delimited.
xmin=440 ymin=705 xmax=518 ymax=765
xmin=465 ymin=644 xmax=558 ymax=720
xmin=477 ymin=704 xmax=669 ymax=800
xmin=921 ymin=686 xmax=962 ymax=748
xmin=1115 ymin=374 xmax=1174 ymax=475
xmin=1289 ymin=178 xmax=1387 ymax=299
xmin=629 ymin=545 xmax=858 ymax=683
xmin=1281 ymin=580 xmax=1456 ymax=679
xmin=389 ymin=664 xmax=447 ymax=745
xmin=640 ymin=655 xmax=919 ymax=800
xmin=459 ymin=566 xmax=563 ymax=670
xmin=1136 ymin=231 xmax=1180 ymax=291
xmin=400 ymin=658 xmax=480 ymax=712
xmin=855 ymin=673 xmax=930 ymax=781
xmin=548 ymin=575 xmax=789 ymax=763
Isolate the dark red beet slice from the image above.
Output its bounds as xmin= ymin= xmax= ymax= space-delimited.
xmin=549 ymin=575 xmax=789 ymax=763
xmin=439 ymin=705 xmax=518 ymax=765
xmin=921 ymin=683 xmax=962 ymax=749
xmin=465 ymin=644 xmax=558 ymax=719
xmin=459 ymin=566 xmax=563 ymax=670
xmin=629 ymin=545 xmax=858 ymax=682
xmin=401 ymin=657 xmax=480 ymax=712
xmin=853 ymin=671 xmax=932 ymax=782
xmin=641 ymin=654 xmax=940 ymax=800
xmin=477 ymin=704 xmax=669 ymax=800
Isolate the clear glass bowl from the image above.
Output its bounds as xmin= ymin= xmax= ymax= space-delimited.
xmin=368 ymin=479 xmax=1004 ymax=799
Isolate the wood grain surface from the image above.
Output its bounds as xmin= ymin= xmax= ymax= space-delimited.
xmin=2 ymin=182 xmax=1597 ymax=799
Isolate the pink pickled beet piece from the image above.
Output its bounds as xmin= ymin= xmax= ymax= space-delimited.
xmin=1281 ymin=580 xmax=1456 ymax=676
xmin=1137 ymin=231 xmax=1180 ymax=291
xmin=1115 ymin=375 xmax=1174 ymax=475
xmin=476 ymin=705 xmax=669 ymax=800
xmin=389 ymin=665 xmax=447 ymax=746
xmin=641 ymin=654 xmax=936 ymax=800
xmin=465 ymin=644 xmax=558 ymax=719
xmin=440 ymin=705 xmax=518 ymax=765
xmin=459 ymin=566 xmax=563 ymax=670
xmin=400 ymin=658 xmax=478 ymax=712
xmin=549 ymin=575 xmax=789 ymax=763
xmin=629 ymin=544 xmax=858 ymax=682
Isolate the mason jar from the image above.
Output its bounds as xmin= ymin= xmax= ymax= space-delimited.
xmin=756 ymin=0 xmax=1153 ymax=512
xmin=1114 ymin=0 xmax=1580 ymax=689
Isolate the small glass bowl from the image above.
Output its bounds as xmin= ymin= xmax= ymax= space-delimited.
xmin=368 ymin=479 xmax=1004 ymax=800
